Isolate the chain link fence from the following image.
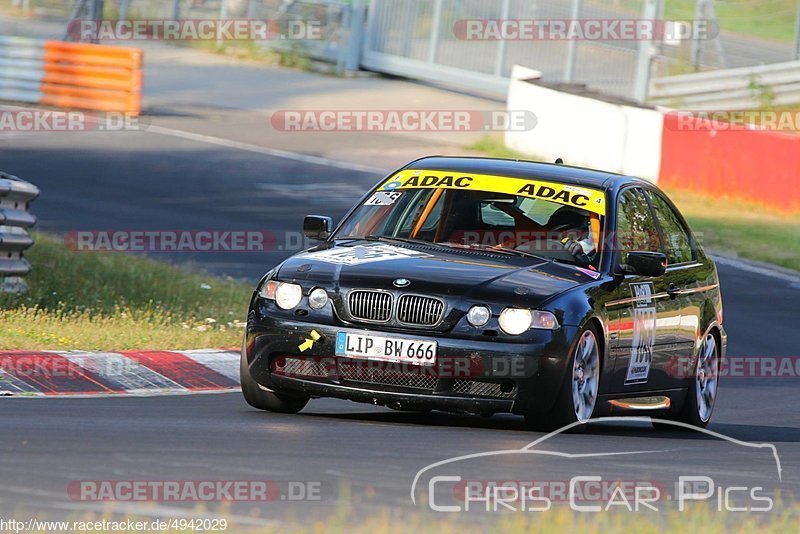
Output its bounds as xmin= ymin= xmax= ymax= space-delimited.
xmin=6 ymin=0 xmax=350 ymax=65
xmin=361 ymin=0 xmax=668 ymax=100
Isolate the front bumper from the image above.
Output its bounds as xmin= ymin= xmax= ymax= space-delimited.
xmin=244 ymin=310 xmax=577 ymax=415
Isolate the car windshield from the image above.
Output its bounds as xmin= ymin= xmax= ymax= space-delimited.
xmin=335 ymin=170 xmax=606 ymax=268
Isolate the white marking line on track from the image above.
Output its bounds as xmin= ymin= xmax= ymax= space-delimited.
xmin=145 ymin=124 xmax=386 ymax=175
xmin=711 ymin=254 xmax=800 ymax=284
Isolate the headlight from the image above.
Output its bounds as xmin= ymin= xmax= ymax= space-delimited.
xmin=275 ymin=282 xmax=303 ymax=310
xmin=308 ymin=287 xmax=329 ymax=309
xmin=498 ymin=308 xmax=532 ymax=335
xmin=467 ymin=305 xmax=491 ymax=327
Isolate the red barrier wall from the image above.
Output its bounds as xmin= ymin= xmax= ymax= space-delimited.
xmin=659 ymin=113 xmax=800 ymax=212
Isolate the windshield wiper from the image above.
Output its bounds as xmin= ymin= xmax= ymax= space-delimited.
xmin=360 ymin=235 xmax=553 ymax=262
xmin=361 ymin=235 xmax=451 ymax=249
xmin=459 ymin=243 xmax=552 ymax=262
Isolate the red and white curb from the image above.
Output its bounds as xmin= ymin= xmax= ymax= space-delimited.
xmin=0 ymin=349 xmax=240 ymax=397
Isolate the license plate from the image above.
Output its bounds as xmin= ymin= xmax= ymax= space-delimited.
xmin=335 ymin=332 xmax=437 ymax=365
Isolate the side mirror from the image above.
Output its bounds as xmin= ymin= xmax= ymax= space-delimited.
xmin=303 ymin=215 xmax=333 ymax=241
xmin=622 ymin=251 xmax=667 ymax=277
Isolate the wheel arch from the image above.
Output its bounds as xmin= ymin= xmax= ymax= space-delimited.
xmin=699 ymin=297 xmax=724 ymax=364
xmin=581 ymin=315 xmax=607 ymax=373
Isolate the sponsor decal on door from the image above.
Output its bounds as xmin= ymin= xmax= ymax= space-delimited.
xmin=626 ymin=282 xmax=656 ymax=385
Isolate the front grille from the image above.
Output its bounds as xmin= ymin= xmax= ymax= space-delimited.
xmin=397 ymin=295 xmax=445 ymax=326
xmin=348 ymin=290 xmax=393 ymax=322
xmin=339 ymin=360 xmax=437 ymax=390
xmin=452 ymin=379 xmax=517 ymax=399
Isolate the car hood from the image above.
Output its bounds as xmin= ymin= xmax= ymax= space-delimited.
xmin=276 ymin=241 xmax=598 ymax=308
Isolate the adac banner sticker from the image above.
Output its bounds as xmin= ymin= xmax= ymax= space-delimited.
xmin=380 ymin=169 xmax=606 ymax=216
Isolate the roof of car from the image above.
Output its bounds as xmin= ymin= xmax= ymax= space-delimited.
xmin=404 ymin=156 xmax=647 ymax=191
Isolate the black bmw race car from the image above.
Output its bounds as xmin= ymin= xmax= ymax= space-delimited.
xmin=242 ymin=156 xmax=726 ymax=431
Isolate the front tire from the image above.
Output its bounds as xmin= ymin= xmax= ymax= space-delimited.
xmin=653 ymin=332 xmax=719 ymax=430
xmin=240 ymin=348 xmax=309 ymax=413
xmin=525 ymin=324 xmax=601 ymax=432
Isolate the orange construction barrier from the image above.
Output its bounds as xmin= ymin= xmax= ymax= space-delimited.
xmin=41 ymin=40 xmax=142 ymax=115
xmin=659 ymin=112 xmax=800 ymax=213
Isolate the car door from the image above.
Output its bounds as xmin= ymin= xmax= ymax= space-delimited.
xmin=605 ymin=187 xmax=683 ymax=393
xmin=644 ymin=189 xmax=708 ymax=386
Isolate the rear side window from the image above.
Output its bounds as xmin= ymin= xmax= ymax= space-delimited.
xmin=647 ymin=192 xmax=694 ymax=264
xmin=615 ymin=188 xmax=661 ymax=265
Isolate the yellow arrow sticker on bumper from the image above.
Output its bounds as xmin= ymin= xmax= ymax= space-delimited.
xmin=299 ymin=330 xmax=321 ymax=352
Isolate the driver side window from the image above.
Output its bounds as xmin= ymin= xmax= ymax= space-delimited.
xmin=646 ymin=191 xmax=695 ymax=265
xmin=616 ymin=188 xmax=661 ymax=265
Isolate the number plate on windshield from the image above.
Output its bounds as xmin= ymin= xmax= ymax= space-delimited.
xmin=335 ymin=332 xmax=437 ymax=365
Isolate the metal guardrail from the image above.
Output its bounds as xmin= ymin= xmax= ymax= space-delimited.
xmin=650 ymin=60 xmax=800 ymax=110
xmin=0 ymin=36 xmax=46 ymax=105
xmin=0 ymin=172 xmax=39 ymax=294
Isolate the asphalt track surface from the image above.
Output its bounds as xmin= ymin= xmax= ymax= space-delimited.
xmin=2 ymin=127 xmax=800 ymax=525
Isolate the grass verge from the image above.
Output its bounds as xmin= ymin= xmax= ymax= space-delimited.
xmin=590 ymin=0 xmax=797 ymax=43
xmin=466 ymin=134 xmax=542 ymax=160
xmin=665 ymin=189 xmax=800 ymax=272
xmin=0 ymin=234 xmax=252 ymax=350
xmin=663 ymin=0 xmax=797 ymax=44
xmin=15 ymin=502 xmax=800 ymax=533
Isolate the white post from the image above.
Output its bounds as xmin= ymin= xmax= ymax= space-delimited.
xmin=493 ymin=0 xmax=511 ymax=77
xmin=345 ymin=0 xmax=366 ymax=72
xmin=217 ymin=0 xmax=228 ymax=48
xmin=119 ymin=0 xmax=130 ymax=21
xmin=427 ymin=0 xmax=443 ymax=64
xmin=633 ymin=0 xmax=659 ymax=102
xmin=564 ymin=0 xmax=583 ymax=82
xmin=794 ymin=0 xmax=800 ymax=59
xmin=691 ymin=0 xmax=705 ymax=70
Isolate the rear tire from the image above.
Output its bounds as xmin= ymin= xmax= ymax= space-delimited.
xmin=525 ymin=323 xmax=601 ymax=432
xmin=240 ymin=348 xmax=309 ymax=414
xmin=652 ymin=331 xmax=719 ymax=431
